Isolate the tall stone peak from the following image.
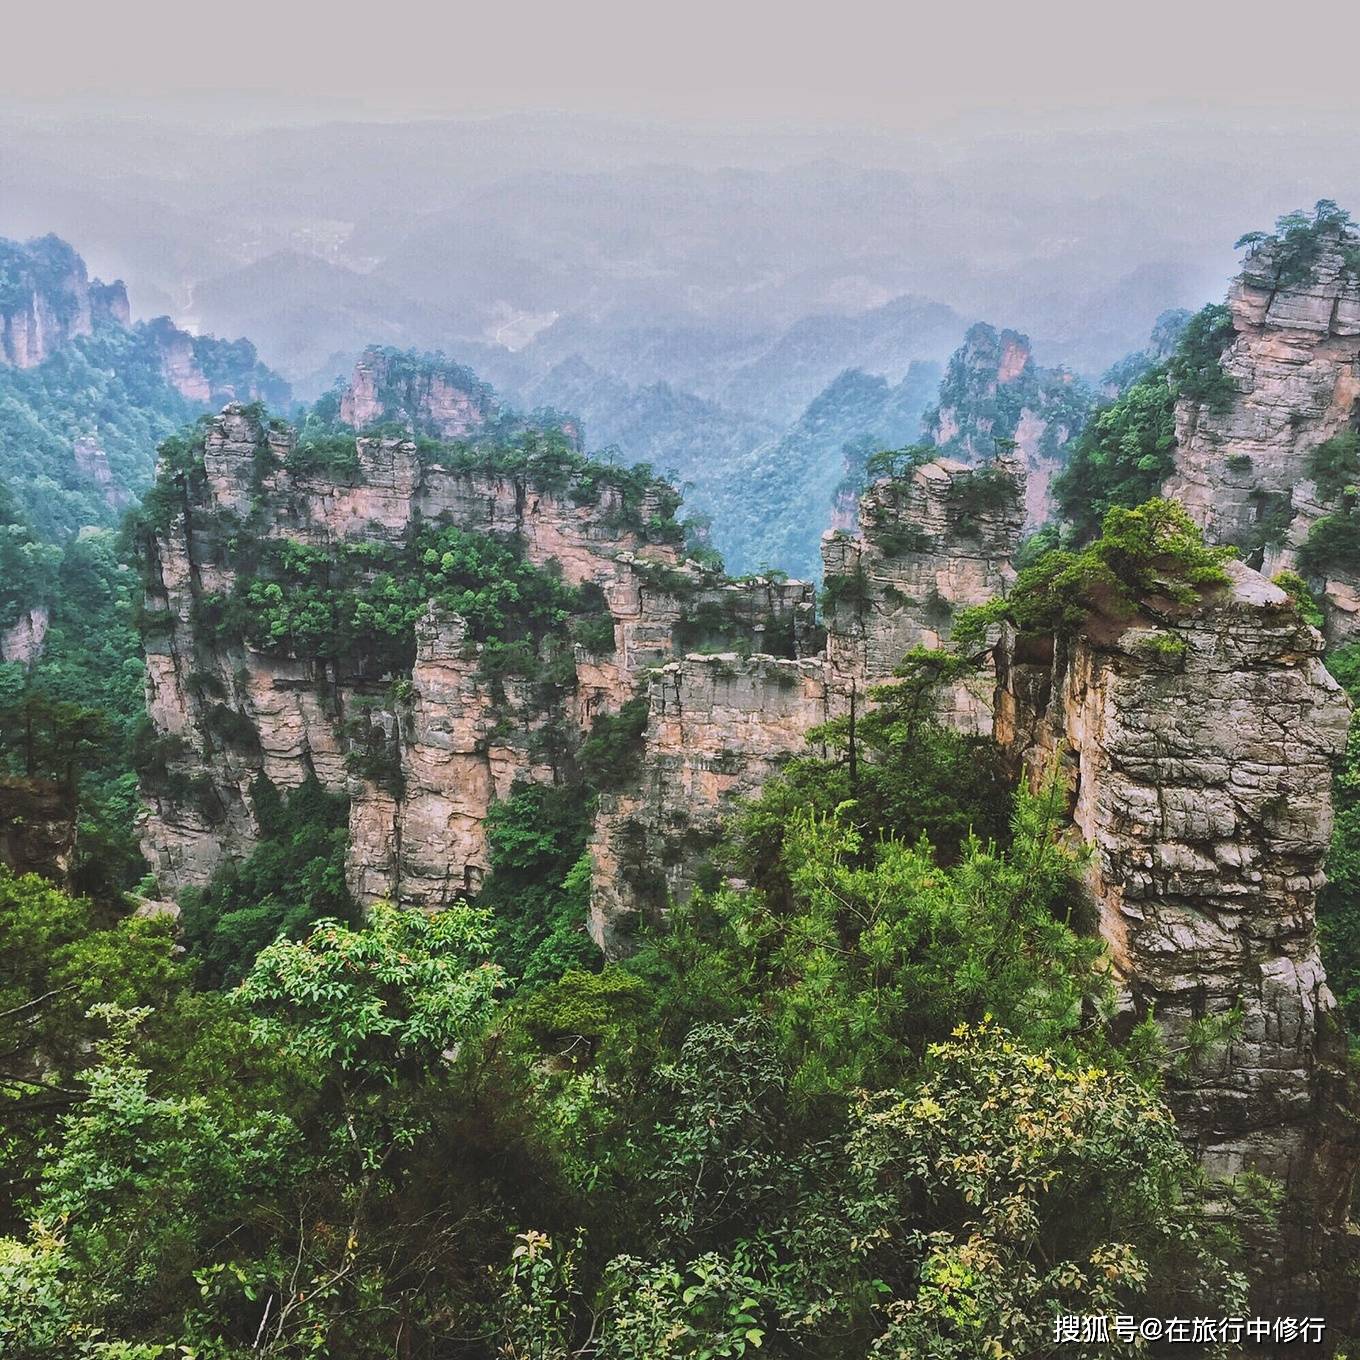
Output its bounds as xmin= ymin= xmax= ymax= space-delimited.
xmin=141 ymin=315 xmax=291 ymax=409
xmin=0 ymin=233 xmax=129 ymax=368
xmin=134 ymin=402 xmax=801 ymax=909
xmin=996 ymin=555 xmax=1353 ymax=1288
xmin=339 ymin=347 xmax=500 ymax=438
xmin=336 ymin=346 xmax=582 ymax=448
xmin=0 ymin=232 xmax=288 ymax=405
xmin=922 ymin=320 xmax=1095 ymax=527
xmin=822 ymin=454 xmax=1026 ymax=732
xmin=1163 ymin=211 xmax=1360 ymax=638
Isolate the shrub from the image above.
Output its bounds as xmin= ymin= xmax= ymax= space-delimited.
xmin=1298 ymin=508 xmax=1360 ymax=579
xmin=1307 ymin=431 xmax=1360 ymax=503
xmin=954 ymin=499 xmax=1233 ymax=649
xmin=577 ymin=696 xmax=649 ymax=791
xmin=179 ymin=774 xmax=353 ymax=986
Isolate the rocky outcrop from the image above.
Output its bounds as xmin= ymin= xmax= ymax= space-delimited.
xmin=141 ymin=406 xmax=1030 ymax=933
xmin=1 ymin=606 xmax=49 ymax=667
xmin=922 ymin=323 xmax=1093 ymax=527
xmin=588 ymin=654 xmax=831 ymax=952
xmin=138 ymin=404 xmax=1360 ymax=1290
xmin=1164 ymin=226 xmax=1360 ymax=638
xmin=137 ymin=404 xmax=812 ymax=909
xmin=72 ymin=436 xmax=128 ymax=511
xmin=141 ymin=317 xmax=290 ymax=409
xmin=0 ymin=779 xmax=77 ymax=884
xmin=340 ymin=348 xmax=498 ymax=437
xmin=821 ymin=454 xmax=1026 ymax=733
xmin=1100 ymin=308 xmax=1192 ymax=397
xmin=0 ymin=235 xmax=128 ymax=369
xmin=337 ymin=346 xmax=581 ymax=447
xmin=145 ymin=318 xmax=213 ymax=403
xmin=1 ymin=233 xmax=288 ymax=409
xmin=995 ymin=560 xmax=1355 ymax=1283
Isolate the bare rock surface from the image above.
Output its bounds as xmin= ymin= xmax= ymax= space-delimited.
xmin=996 ymin=558 xmax=1354 ymax=1240
xmin=1165 ymin=230 xmax=1360 ymax=638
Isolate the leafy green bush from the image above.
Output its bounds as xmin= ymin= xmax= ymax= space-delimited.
xmin=866 ymin=521 xmax=930 ymax=556
xmin=1275 ymin=570 xmax=1326 ymax=629
xmin=286 ymin=432 xmax=364 ymax=482
xmin=947 ymin=459 xmax=1022 ymax=524
xmin=1307 ymin=431 xmax=1360 ymax=503
xmin=576 ymin=695 xmax=649 ymax=791
xmin=1164 ymin=303 xmax=1237 ymax=409
xmin=954 ymin=498 xmax=1233 ymax=649
xmin=481 ymin=782 xmax=598 ymax=986
xmin=1298 ymin=507 xmax=1360 ymax=579
xmin=221 ymin=523 xmax=608 ymax=679
xmin=1056 ymin=304 xmax=1236 ymax=542
xmin=1236 ymin=199 xmax=1360 ymax=286
xmin=202 ymin=701 xmax=260 ymax=752
xmin=1054 ymin=370 xmax=1178 ymax=543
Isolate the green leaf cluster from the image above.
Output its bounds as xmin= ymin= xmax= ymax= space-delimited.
xmin=952 ymin=498 xmax=1234 ymax=650
xmin=178 ymin=774 xmax=354 ymax=986
xmin=1055 ymin=305 xmax=1236 ymax=542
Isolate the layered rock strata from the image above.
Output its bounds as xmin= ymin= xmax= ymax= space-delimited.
xmin=139 ymin=405 xmax=812 ymax=909
xmin=822 ymin=454 xmax=1025 ymax=733
xmin=588 ymin=654 xmax=832 ymax=952
xmin=1165 ymin=228 xmax=1360 ymax=638
xmin=995 ymin=561 xmax=1355 ymax=1282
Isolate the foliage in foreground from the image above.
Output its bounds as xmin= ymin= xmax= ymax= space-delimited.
xmin=0 ymin=739 xmax=1255 ymax=1357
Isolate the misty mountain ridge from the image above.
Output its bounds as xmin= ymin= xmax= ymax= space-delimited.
xmin=3 ymin=108 xmax=1306 ymax=393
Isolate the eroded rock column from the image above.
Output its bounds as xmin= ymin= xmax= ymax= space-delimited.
xmin=997 ymin=561 xmax=1352 ymax=1201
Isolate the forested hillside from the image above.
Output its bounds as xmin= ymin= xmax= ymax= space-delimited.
xmin=0 ymin=234 xmax=288 ymax=540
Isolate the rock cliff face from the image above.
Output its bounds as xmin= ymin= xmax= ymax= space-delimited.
xmin=137 ymin=404 xmax=811 ymax=913
xmin=588 ymin=654 xmax=831 ymax=951
xmin=139 ymin=378 xmax=1360 ymax=1302
xmin=0 ymin=779 xmax=77 ymax=884
xmin=140 ymin=317 xmax=290 ymax=410
xmin=139 ymin=415 xmax=1032 ymax=935
xmin=583 ymin=456 xmax=1031 ymax=938
xmin=1 ymin=234 xmax=287 ymax=402
xmin=71 ymin=437 xmax=128 ymax=511
xmin=1164 ymin=226 xmax=1360 ymax=638
xmin=821 ymin=454 xmax=1026 ymax=732
xmin=995 ymin=561 xmax=1356 ymax=1281
xmin=0 ymin=235 xmax=128 ymax=369
xmin=340 ymin=348 xmax=500 ymax=437
xmin=139 ymin=412 xmax=1359 ymax=1274
xmin=1 ymin=606 xmax=49 ymax=666
xmin=922 ymin=323 xmax=1093 ymax=527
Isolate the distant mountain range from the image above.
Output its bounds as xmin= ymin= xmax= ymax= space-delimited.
xmin=0 ymin=228 xmax=1178 ymax=589
xmin=2 ymin=108 xmax=1275 ymax=393
xmin=0 ymin=234 xmax=288 ymax=538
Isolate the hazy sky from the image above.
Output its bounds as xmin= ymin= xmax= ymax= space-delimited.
xmin=14 ymin=0 xmax=1360 ymax=130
